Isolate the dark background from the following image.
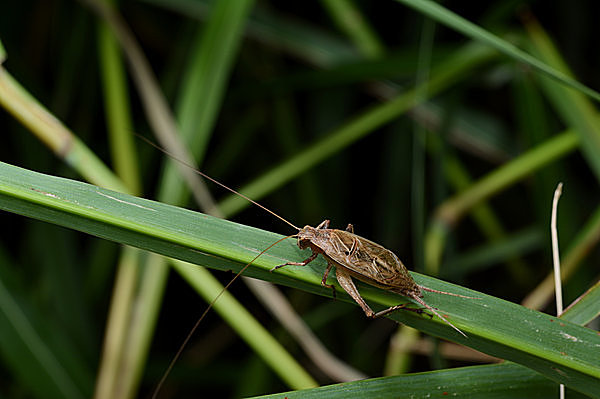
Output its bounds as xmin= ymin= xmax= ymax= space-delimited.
xmin=0 ymin=1 xmax=599 ymax=397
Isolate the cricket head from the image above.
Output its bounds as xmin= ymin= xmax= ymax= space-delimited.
xmin=295 ymin=220 xmax=331 ymax=250
xmin=296 ymin=225 xmax=318 ymax=249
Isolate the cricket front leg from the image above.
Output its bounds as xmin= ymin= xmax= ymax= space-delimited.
xmin=270 ymin=251 xmax=318 ymax=272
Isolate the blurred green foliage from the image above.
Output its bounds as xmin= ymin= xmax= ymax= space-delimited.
xmin=0 ymin=0 xmax=599 ymax=398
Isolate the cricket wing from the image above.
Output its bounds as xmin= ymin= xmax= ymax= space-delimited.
xmin=324 ymin=230 xmax=419 ymax=292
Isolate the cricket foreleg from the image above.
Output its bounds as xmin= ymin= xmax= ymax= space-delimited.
xmin=270 ymin=251 xmax=318 ymax=272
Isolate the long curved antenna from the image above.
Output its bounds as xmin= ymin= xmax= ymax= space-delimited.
xmin=138 ymin=134 xmax=301 ymax=231
xmin=151 ymin=234 xmax=297 ymax=399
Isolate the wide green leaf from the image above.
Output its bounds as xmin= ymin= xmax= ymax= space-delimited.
xmin=254 ymin=363 xmax=587 ymax=399
xmin=0 ymin=161 xmax=599 ymax=397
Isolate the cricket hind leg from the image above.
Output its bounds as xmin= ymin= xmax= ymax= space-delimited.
xmin=409 ymin=293 xmax=468 ymax=338
xmin=335 ymin=268 xmax=376 ymax=317
xmin=372 ymin=303 xmax=427 ymax=318
xmin=334 ymin=268 xmax=422 ymax=318
xmin=420 ymin=286 xmax=479 ymax=299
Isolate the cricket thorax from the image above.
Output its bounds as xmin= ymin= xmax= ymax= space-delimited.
xmin=296 ymin=225 xmax=330 ymax=250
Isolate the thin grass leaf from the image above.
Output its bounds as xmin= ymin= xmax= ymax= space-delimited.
xmin=143 ymin=0 xmax=361 ymax=66
xmin=438 ymin=147 xmax=534 ymax=284
xmin=98 ymin=21 xmax=140 ymax=195
xmin=522 ymin=203 xmax=600 ymax=310
xmin=160 ymin=0 xmax=255 ymax=203
xmin=427 ymin=131 xmax=579 ymax=274
xmin=218 ymin=42 xmax=497 ymax=217
xmin=172 ymin=259 xmax=318 ymax=390
xmin=394 ymin=0 xmax=600 ymax=103
xmin=0 ymin=68 xmax=127 ymax=193
xmin=0 ymin=249 xmax=92 ymax=399
xmin=561 ymin=280 xmax=600 ymax=326
xmin=96 ymin=8 xmax=150 ymax=399
xmin=0 ymin=39 xmax=5 ymax=62
xmin=442 ymin=227 xmax=543 ymax=278
xmin=524 ymin=17 xmax=600 ymax=183
xmin=320 ymin=0 xmax=385 ymax=59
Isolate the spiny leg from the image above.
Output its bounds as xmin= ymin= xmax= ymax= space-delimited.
xmin=336 ymin=268 xmax=425 ymax=318
xmin=420 ymin=285 xmax=480 ymax=299
xmin=410 ymin=293 xmax=467 ymax=338
xmin=270 ymin=251 xmax=318 ymax=272
xmin=321 ymin=261 xmax=336 ymax=299
xmin=335 ymin=267 xmax=376 ymax=317
xmin=373 ymin=303 xmax=427 ymax=318
xmin=342 ymin=224 xmax=360 ymax=263
xmin=316 ymin=219 xmax=330 ymax=229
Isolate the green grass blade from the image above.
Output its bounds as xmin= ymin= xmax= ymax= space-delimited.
xmin=561 ymin=280 xmax=600 ymax=326
xmin=522 ymin=203 xmax=600 ymax=310
xmin=148 ymin=0 xmax=314 ymax=391
xmin=218 ymin=42 xmax=497 ymax=217
xmin=525 ymin=17 xmax=600 ymax=182
xmin=0 ymin=250 xmax=92 ymax=399
xmin=252 ymin=362 xmax=586 ymax=399
xmin=144 ymin=0 xmax=360 ymax=66
xmin=0 ymin=68 xmax=127 ymax=193
xmin=97 ymin=21 xmax=140 ymax=195
xmin=426 ymin=131 xmax=579 ymax=274
xmin=439 ymin=148 xmax=534 ymax=283
xmin=0 ymin=39 xmax=5 ymax=62
xmin=160 ymin=0 xmax=255 ymax=204
xmin=173 ymin=260 xmax=317 ymax=389
xmin=442 ymin=228 xmax=543 ymax=278
xmin=1 ymin=162 xmax=599 ymax=396
xmin=394 ymin=0 xmax=600 ymax=103
xmin=320 ymin=0 xmax=385 ymax=59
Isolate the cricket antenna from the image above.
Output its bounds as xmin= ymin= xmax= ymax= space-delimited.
xmin=151 ymin=234 xmax=296 ymax=399
xmin=137 ymin=134 xmax=301 ymax=231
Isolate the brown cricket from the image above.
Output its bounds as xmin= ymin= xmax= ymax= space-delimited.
xmin=271 ymin=220 xmax=470 ymax=338
xmin=145 ymin=137 xmax=473 ymax=397
xmin=160 ymin=156 xmax=473 ymax=337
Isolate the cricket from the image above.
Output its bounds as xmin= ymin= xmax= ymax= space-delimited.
xmin=146 ymin=137 xmax=474 ymax=397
